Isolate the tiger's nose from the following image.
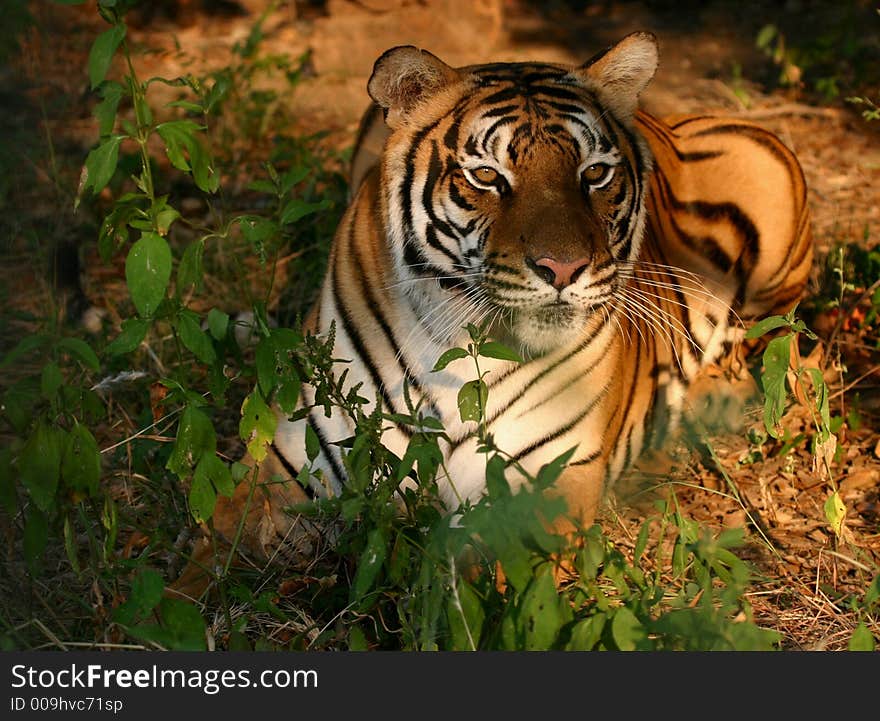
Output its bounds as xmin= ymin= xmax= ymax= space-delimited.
xmin=528 ymin=256 xmax=590 ymax=290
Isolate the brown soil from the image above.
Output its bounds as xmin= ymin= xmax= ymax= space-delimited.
xmin=2 ymin=0 xmax=879 ymax=650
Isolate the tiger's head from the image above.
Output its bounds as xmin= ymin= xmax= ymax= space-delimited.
xmin=368 ymin=33 xmax=658 ymax=357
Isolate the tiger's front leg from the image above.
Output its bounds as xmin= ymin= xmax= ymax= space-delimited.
xmin=547 ymin=461 xmax=608 ymax=535
xmin=170 ymin=448 xmax=324 ymax=599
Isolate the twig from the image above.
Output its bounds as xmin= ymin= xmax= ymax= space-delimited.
xmin=100 ymin=407 xmax=183 ymax=454
xmin=28 ymin=618 xmax=68 ymax=651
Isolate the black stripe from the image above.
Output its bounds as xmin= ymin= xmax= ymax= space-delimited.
xmin=691 ymin=123 xmax=792 ymax=166
xmin=307 ymin=412 xmax=347 ymax=487
xmin=351 ymin=243 xmax=419 ymax=437
xmin=270 ymin=442 xmax=315 ymax=499
xmin=510 ymin=380 xmax=611 ymax=463
xmin=531 ymin=85 xmax=583 ymax=102
xmin=481 ymin=104 xmax=520 ymax=119
xmin=400 ymin=118 xmax=444 ymax=247
xmin=653 ymin=173 xmax=735 ymax=274
xmin=570 ymin=448 xmax=602 ymax=466
xmin=331 ymin=238 xmax=398 ymax=416
xmin=482 ymin=116 xmax=517 ymax=152
xmin=669 ymin=115 xmax=715 ymax=129
xmin=514 ymin=358 xmax=604 ymax=418
xmin=443 ymin=117 xmax=461 ymax=150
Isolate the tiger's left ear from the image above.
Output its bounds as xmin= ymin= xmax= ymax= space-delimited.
xmin=368 ymin=46 xmax=461 ymax=128
xmin=571 ymin=32 xmax=659 ymax=119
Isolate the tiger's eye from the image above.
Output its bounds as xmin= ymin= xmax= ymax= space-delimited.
xmin=472 ymin=167 xmax=500 ymax=184
xmin=582 ymin=163 xmax=611 ymax=186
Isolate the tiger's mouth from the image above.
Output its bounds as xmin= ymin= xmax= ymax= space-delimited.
xmin=503 ymin=300 xmax=589 ymax=356
xmin=533 ymin=301 xmax=576 ymax=326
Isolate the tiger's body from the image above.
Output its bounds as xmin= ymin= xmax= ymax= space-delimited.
xmin=201 ymin=33 xmax=811 ymax=572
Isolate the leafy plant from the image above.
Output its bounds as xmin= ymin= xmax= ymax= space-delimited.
xmin=754 ymin=4 xmax=880 ymax=101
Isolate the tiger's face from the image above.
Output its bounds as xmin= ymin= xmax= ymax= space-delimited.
xmin=369 ymin=34 xmax=658 ymax=356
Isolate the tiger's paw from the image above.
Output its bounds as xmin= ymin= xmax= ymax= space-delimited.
xmin=685 ymin=360 xmax=760 ymax=435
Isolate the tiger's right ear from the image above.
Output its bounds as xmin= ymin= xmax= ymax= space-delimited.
xmin=368 ymin=46 xmax=460 ymax=128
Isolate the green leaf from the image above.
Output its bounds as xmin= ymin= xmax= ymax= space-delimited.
xmin=177 ymin=239 xmax=205 ymax=294
xmin=347 ymin=624 xmax=369 ymax=651
xmin=447 ymin=579 xmax=485 ymax=650
xmin=166 ymin=100 xmax=204 ymax=114
xmin=534 ymin=446 xmax=577 ymax=490
xmin=239 ymin=391 xmax=277 ymax=462
xmin=130 ymin=569 xmax=165 ymax=618
xmin=105 ymin=317 xmax=150 ymax=355
xmin=806 ymin=367 xmax=831 ymax=434
xmin=255 ymin=336 xmax=278 ymax=397
xmin=81 ymin=134 xmax=124 ymax=196
xmin=155 ymin=120 xmax=201 ymax=172
xmin=247 ymin=179 xmax=277 ymax=195
xmin=40 ymin=361 xmax=63 ymax=400
xmin=457 ymin=379 xmax=488 ymax=423
xmin=745 ymin=314 xmax=790 ymax=339
xmin=188 ymin=135 xmax=219 ymax=193
xmin=566 ymin=614 xmax=606 ymax=650
xmin=824 ymin=490 xmax=846 ymax=539
xmin=1 ymin=333 xmax=50 ymax=368
xmin=755 ymin=23 xmax=777 ymax=50
xmin=94 ymin=80 xmax=125 ymax=137
xmin=634 ymin=521 xmax=651 ymax=563
xmin=396 ymin=436 xmax=442 ymax=484
xmin=57 ymin=337 xmax=100 ymax=371
xmin=19 ymin=422 xmax=64 ymax=511
xmin=485 ymin=453 xmax=509 ymax=498
xmin=352 ymin=527 xmax=387 ymax=600
xmin=304 ymin=423 xmax=320 ymax=462
xmin=610 ymin=606 xmax=648 ymax=650
xmin=189 ymin=458 xmax=216 ymax=523
xmin=760 ymin=334 xmax=791 ymax=438
xmin=23 ymin=507 xmax=49 ymax=573
xmin=88 ymin=23 xmax=126 ymax=89
xmin=478 ymin=341 xmax=523 ymax=363
xmin=280 ymin=198 xmax=326 ymax=225
xmin=2 ymin=380 xmax=40 ymax=434
xmin=866 ymin=576 xmax=880 ymax=608
xmin=276 ymin=375 xmax=301 ymax=415
xmin=848 ymin=622 xmax=875 ymax=651
xmin=61 ymin=423 xmax=101 ymax=497
xmin=231 ymin=461 xmax=250 ymax=483
xmin=177 ymin=311 xmax=216 ymax=365
xmin=520 ymin=569 xmax=566 ymax=650
xmin=155 ymin=206 xmax=180 ymax=235
xmin=129 ymin=598 xmax=206 ymax=651
xmin=204 ymin=73 xmax=231 ymax=112
xmin=154 ymin=120 xmax=217 ymax=193
xmin=280 ymin=166 xmax=311 ymax=194
xmin=126 ymin=232 xmax=172 ymax=318
xmin=166 ymin=405 xmax=216 ymax=478
xmin=0 ymin=449 xmax=15 ymax=514
xmin=207 ymin=308 xmax=229 ymax=341
xmin=190 ymin=454 xmax=235 ymax=522
xmin=431 ymin=347 xmax=469 ymax=372
xmin=388 ymin=533 xmax=412 ymax=585
xmin=238 ymin=215 xmax=277 ymax=251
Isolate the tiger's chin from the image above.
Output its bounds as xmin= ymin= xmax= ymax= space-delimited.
xmin=510 ymin=304 xmax=589 ymax=357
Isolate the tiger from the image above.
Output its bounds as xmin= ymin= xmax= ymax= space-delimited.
xmin=181 ymin=32 xmax=812 ymax=588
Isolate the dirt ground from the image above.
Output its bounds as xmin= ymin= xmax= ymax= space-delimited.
xmin=2 ymin=0 xmax=880 ymax=649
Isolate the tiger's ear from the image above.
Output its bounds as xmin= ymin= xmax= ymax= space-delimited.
xmin=368 ymin=46 xmax=461 ymax=128
xmin=572 ymin=32 xmax=659 ymax=119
